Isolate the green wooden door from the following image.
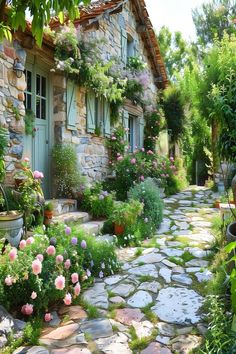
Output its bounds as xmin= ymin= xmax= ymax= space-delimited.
xmin=24 ymin=66 xmax=50 ymax=197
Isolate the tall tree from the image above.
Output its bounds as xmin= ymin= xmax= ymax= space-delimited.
xmin=0 ymin=0 xmax=91 ymax=46
xmin=192 ymin=0 xmax=236 ymax=46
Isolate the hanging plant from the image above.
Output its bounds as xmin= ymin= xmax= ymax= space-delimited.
xmin=24 ymin=109 xmax=36 ymax=137
xmin=144 ymin=110 xmax=162 ymax=151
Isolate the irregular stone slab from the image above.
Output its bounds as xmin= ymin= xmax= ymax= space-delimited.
xmin=152 ymin=288 xmax=203 ymax=324
xmin=185 ymin=247 xmax=211 ymax=258
xmin=142 ymin=247 xmax=157 ymax=254
xmin=185 ymin=259 xmax=209 ymax=267
xmin=13 ymin=347 xmax=49 ymax=354
xmin=140 ymin=342 xmax=172 ymax=354
xmin=162 ymin=248 xmax=184 ymax=257
xmin=176 ymin=326 xmax=193 ymax=335
xmin=111 ymin=283 xmax=135 ymax=298
xmin=171 ymin=334 xmax=202 ymax=353
xmin=175 ymin=221 xmax=189 ymax=230
xmin=156 ymin=335 xmax=170 ymax=345
xmin=133 ymin=253 xmax=165 ymax=264
xmin=0 ymin=334 xmax=7 ymax=348
xmin=176 ymin=233 xmax=215 ymax=245
xmin=115 ymin=308 xmax=144 ymax=325
xmin=83 ymin=282 xmax=108 ymax=309
xmin=185 ymin=267 xmax=202 ymax=273
xmin=172 ymin=266 xmax=185 ymax=274
xmin=159 ymin=268 xmax=172 ymax=283
xmin=162 ymin=259 xmax=178 ymax=268
xmin=109 ymin=319 xmax=128 ymax=332
xmin=172 ymin=274 xmax=192 ymax=285
xmin=195 ymin=270 xmax=213 ymax=282
xmin=95 ymin=333 xmax=131 ymax=354
xmin=164 ymin=198 xmax=177 ymax=204
xmin=51 ymin=349 xmax=91 ymax=354
xmin=138 ymin=281 xmax=161 ymax=293
xmin=110 ymin=296 xmax=126 ymax=304
xmin=132 ymin=320 xmax=153 ymax=339
xmin=127 ymin=264 xmax=158 ymax=278
xmin=104 ymin=275 xmax=127 ymax=286
xmin=171 ymin=225 xmax=178 ymax=231
xmin=157 ymin=220 xmax=171 ymax=234
xmin=0 ymin=305 xmax=15 ymax=335
xmin=166 ymin=241 xmax=183 ymax=247
xmin=191 ymin=221 xmax=212 ymax=228
xmin=127 ymin=291 xmax=153 ymax=308
xmin=58 ymin=305 xmax=87 ymax=321
xmin=178 ymin=200 xmax=192 ymax=206
xmin=156 ymin=322 xmax=176 ymax=337
xmin=41 ymin=323 xmax=79 ymax=340
xmin=80 ymin=319 xmax=113 ymax=340
xmin=40 ymin=333 xmax=87 ymax=348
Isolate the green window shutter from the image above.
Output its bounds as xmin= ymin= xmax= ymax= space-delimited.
xmin=139 ymin=115 xmax=145 ymax=148
xmin=66 ymin=80 xmax=77 ymax=130
xmin=121 ymin=28 xmax=127 ymax=65
xmin=86 ymin=91 xmax=96 ymax=133
xmin=133 ymin=39 xmax=138 ymax=57
xmin=123 ymin=109 xmax=129 ymax=142
xmin=103 ymin=99 xmax=111 ymax=137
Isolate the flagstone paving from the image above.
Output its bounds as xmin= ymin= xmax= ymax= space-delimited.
xmin=14 ymin=187 xmax=220 ymax=354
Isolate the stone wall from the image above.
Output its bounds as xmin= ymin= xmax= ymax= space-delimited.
xmin=0 ymin=40 xmax=26 ymax=185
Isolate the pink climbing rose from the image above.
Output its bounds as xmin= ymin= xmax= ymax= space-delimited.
xmin=9 ymin=248 xmax=17 ymax=262
xmin=32 ymin=259 xmax=42 ymax=275
xmin=64 ymin=259 xmax=71 ymax=270
xmin=46 ymin=245 xmax=56 ymax=256
xmin=5 ymin=275 xmax=13 ymax=286
xmin=63 ymin=293 xmax=72 ymax=305
xmin=21 ymin=304 xmax=33 ymax=316
xmin=36 ymin=254 xmax=44 ymax=262
xmin=33 ymin=170 xmax=44 ymax=179
xmin=19 ymin=240 xmax=26 ymax=249
xmin=31 ymin=291 xmax=37 ymax=300
xmin=44 ymin=313 xmax=53 ymax=322
xmin=56 ymin=255 xmax=64 ymax=264
xmin=74 ymin=282 xmax=81 ymax=296
xmin=55 ymin=275 xmax=65 ymax=290
xmin=71 ymin=273 xmax=79 ymax=284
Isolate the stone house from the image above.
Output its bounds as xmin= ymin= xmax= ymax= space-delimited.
xmin=0 ymin=0 xmax=167 ymax=197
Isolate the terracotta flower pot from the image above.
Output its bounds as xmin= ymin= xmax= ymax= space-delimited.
xmin=114 ymin=223 xmax=125 ymax=235
xmin=44 ymin=210 xmax=53 ymax=226
xmin=214 ymin=201 xmax=220 ymax=208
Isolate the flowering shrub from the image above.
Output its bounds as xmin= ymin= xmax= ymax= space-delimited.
xmin=82 ymin=183 xmax=114 ymax=218
xmin=144 ymin=110 xmax=163 ymax=151
xmin=105 ymin=126 xmax=127 ymax=163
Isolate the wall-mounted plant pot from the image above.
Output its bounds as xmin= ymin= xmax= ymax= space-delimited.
xmin=44 ymin=210 xmax=53 ymax=226
xmin=227 ymin=222 xmax=236 ymax=243
xmin=0 ymin=211 xmax=24 ymax=247
xmin=114 ymin=223 xmax=125 ymax=235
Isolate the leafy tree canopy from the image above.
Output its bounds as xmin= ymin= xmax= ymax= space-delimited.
xmin=0 ymin=0 xmax=91 ymax=46
xmin=192 ymin=0 xmax=236 ymax=46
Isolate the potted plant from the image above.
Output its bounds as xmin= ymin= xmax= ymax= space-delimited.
xmin=44 ymin=202 xmax=54 ymax=226
xmin=111 ymin=200 xmax=143 ymax=235
xmin=0 ymin=127 xmax=24 ymax=247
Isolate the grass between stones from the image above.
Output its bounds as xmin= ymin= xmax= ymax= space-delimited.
xmin=134 ymin=248 xmax=143 ymax=257
xmin=80 ymin=299 xmax=100 ymax=319
xmin=128 ymin=326 xmax=158 ymax=351
xmin=141 ymin=302 xmax=158 ymax=324
xmin=138 ymin=275 xmax=156 ymax=283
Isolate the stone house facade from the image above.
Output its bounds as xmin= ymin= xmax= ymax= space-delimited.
xmin=0 ymin=0 xmax=167 ymax=197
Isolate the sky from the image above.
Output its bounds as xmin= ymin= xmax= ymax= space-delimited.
xmin=145 ymin=0 xmax=208 ymax=41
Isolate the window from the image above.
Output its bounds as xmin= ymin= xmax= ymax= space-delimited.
xmin=86 ymin=91 xmax=110 ymax=137
xmin=123 ymin=110 xmax=145 ymax=151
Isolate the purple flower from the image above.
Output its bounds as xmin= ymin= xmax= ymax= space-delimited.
xmin=90 ymin=260 xmax=94 ymax=267
xmin=71 ymin=237 xmax=77 ymax=245
xmin=87 ymin=269 xmax=91 ymax=277
xmin=81 ymin=240 xmax=87 ymax=249
xmin=50 ymin=237 xmax=57 ymax=246
xmin=99 ymin=271 xmax=104 ymax=278
xmin=99 ymin=194 xmax=105 ymax=200
xmin=65 ymin=226 xmax=71 ymax=235
xmin=102 ymin=191 xmax=109 ymax=197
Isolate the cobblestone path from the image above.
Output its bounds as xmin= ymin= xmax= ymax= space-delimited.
xmin=15 ymin=187 xmax=220 ymax=354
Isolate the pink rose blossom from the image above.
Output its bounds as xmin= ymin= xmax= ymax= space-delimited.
xmin=24 ymin=157 xmax=30 ymax=162
xmin=19 ymin=240 xmax=26 ymax=250
xmin=46 ymin=245 xmax=56 ymax=256
xmin=147 ymin=150 xmax=154 ymax=155
xmin=5 ymin=275 xmax=13 ymax=286
xmin=117 ymin=156 xmax=123 ymax=161
xmin=32 ymin=259 xmax=42 ymax=275
xmin=111 ymin=136 xmax=116 ymax=140
xmin=64 ymin=259 xmax=71 ymax=270
xmin=9 ymin=248 xmax=17 ymax=262
xmin=140 ymin=175 xmax=145 ymax=181
xmin=36 ymin=254 xmax=44 ymax=262
xmin=63 ymin=293 xmax=72 ymax=305
xmin=44 ymin=313 xmax=53 ymax=322
xmin=21 ymin=303 xmax=33 ymax=316
xmin=131 ymin=158 xmax=136 ymax=164
xmin=55 ymin=275 xmax=65 ymax=290
xmin=33 ymin=170 xmax=44 ymax=179
xmin=141 ymin=148 xmax=145 ymax=152
xmin=56 ymin=255 xmax=64 ymax=264
xmin=74 ymin=282 xmax=81 ymax=296
xmin=26 ymin=237 xmax=34 ymax=245
xmin=31 ymin=291 xmax=37 ymax=300
xmin=71 ymin=273 xmax=79 ymax=284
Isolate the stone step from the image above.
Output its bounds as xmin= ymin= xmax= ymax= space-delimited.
xmin=79 ymin=220 xmax=105 ymax=236
xmin=52 ymin=211 xmax=90 ymax=225
xmin=45 ymin=199 xmax=77 ymax=216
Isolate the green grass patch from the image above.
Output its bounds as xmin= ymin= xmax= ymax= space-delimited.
xmin=181 ymin=251 xmax=195 ymax=263
xmin=141 ymin=302 xmax=158 ymax=324
xmin=168 ymin=256 xmax=184 ymax=266
xmin=129 ymin=326 xmax=158 ymax=351
xmin=134 ymin=248 xmax=143 ymax=257
xmin=80 ymin=299 xmax=100 ymax=319
xmin=138 ymin=275 xmax=156 ymax=283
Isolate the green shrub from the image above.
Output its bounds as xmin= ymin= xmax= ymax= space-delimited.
xmin=165 ymin=157 xmax=188 ymax=195
xmin=82 ymin=183 xmax=114 ymax=218
xmin=128 ymin=178 xmax=163 ymax=238
xmin=52 ymin=144 xmax=84 ymax=198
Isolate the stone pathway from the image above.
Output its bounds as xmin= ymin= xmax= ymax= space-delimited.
xmin=14 ymin=187 xmax=220 ymax=354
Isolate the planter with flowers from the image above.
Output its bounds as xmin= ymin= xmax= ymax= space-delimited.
xmin=110 ymin=200 xmax=143 ymax=235
xmin=44 ymin=202 xmax=54 ymax=226
xmin=82 ymin=184 xmax=114 ymax=219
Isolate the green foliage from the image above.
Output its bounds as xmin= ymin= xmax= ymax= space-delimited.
xmin=24 ymin=109 xmax=36 ymax=137
xmin=162 ymin=85 xmax=185 ymax=144
xmin=165 ymin=158 xmax=188 ymax=195
xmin=0 ymin=0 xmax=91 ymax=46
xmin=82 ymin=184 xmax=114 ymax=218
xmin=192 ymin=0 xmax=236 ymax=46
xmin=105 ymin=126 xmax=127 ymax=163
xmin=128 ymin=178 xmax=163 ymax=238
xmin=0 ymin=127 xmax=8 ymax=183
xmin=52 ymin=144 xmax=84 ymax=198
xmin=110 ymin=200 xmax=143 ymax=226
xmin=144 ymin=111 xmax=162 ymax=151
xmin=127 ymin=56 xmax=147 ymax=72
